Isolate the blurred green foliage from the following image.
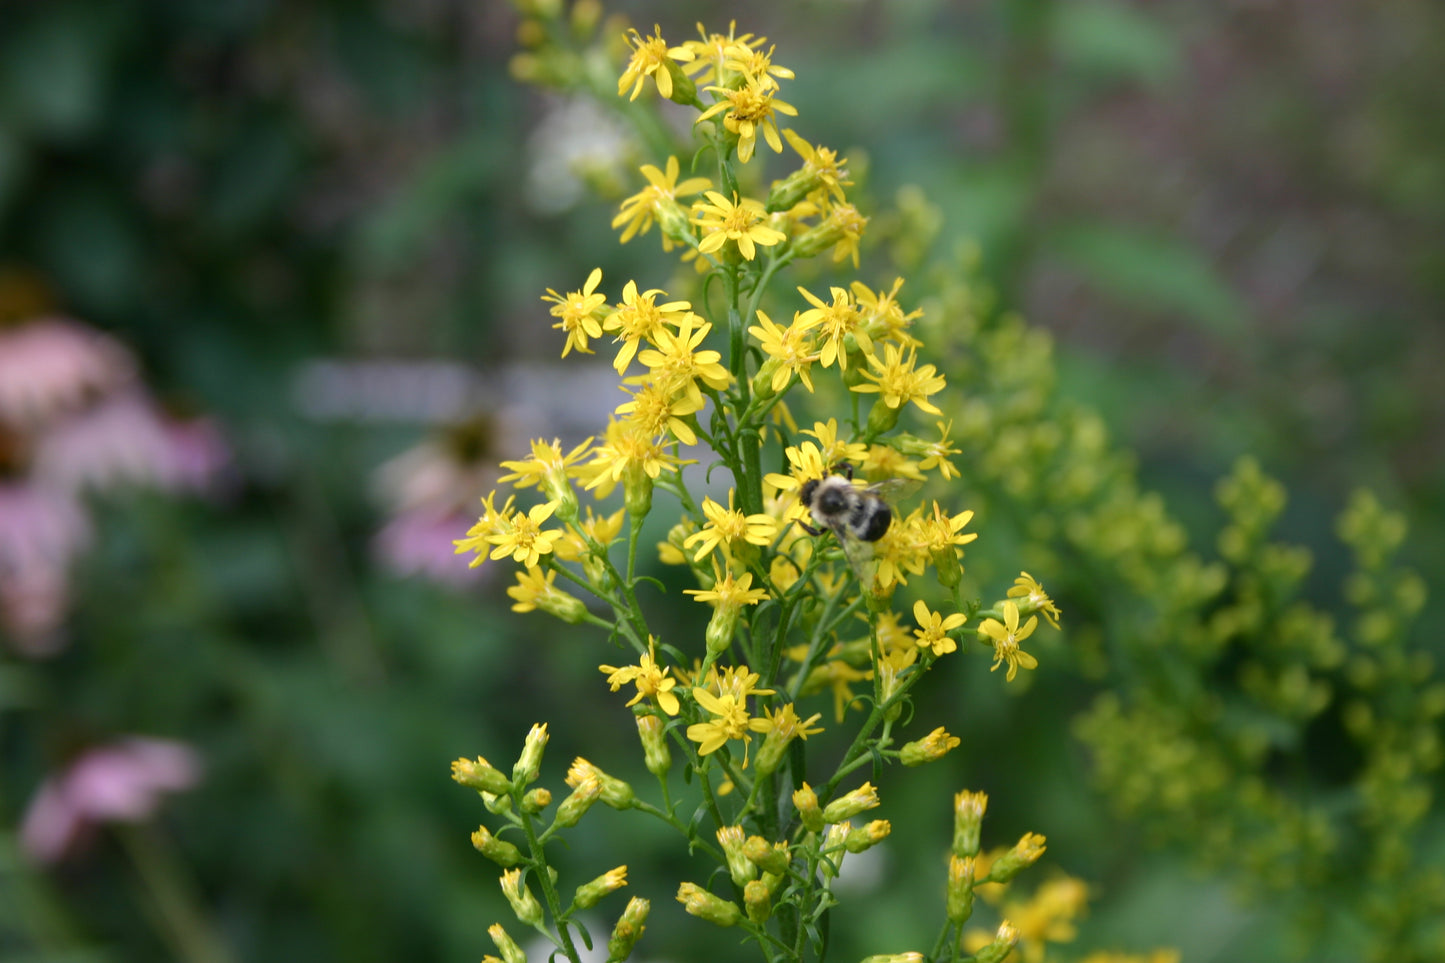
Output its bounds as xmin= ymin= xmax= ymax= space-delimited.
xmin=2 ymin=0 xmax=1442 ymax=961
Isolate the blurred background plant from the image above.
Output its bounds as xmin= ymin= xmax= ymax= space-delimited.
xmin=0 ymin=0 xmax=1441 ymax=961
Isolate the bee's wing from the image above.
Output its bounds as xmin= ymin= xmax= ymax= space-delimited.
xmin=832 ymin=523 xmax=880 ymax=585
xmin=863 ymin=477 xmax=923 ymax=503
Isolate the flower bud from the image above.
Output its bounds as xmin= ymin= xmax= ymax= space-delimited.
xmin=554 ymin=774 xmax=601 ymax=828
xmin=500 ymin=869 xmax=543 ymax=927
xmin=676 ymin=882 xmax=741 ymax=927
xmin=766 ymin=168 xmax=822 ymax=214
xmin=860 ymin=955 xmax=925 ymax=963
xmin=471 ymin=825 xmax=523 ymax=867
xmin=793 ymin=783 xmax=824 ymax=834
xmin=662 ymin=59 xmax=699 ymax=107
xmin=513 ymin=723 xmax=549 ymax=786
xmin=744 ymin=878 xmax=772 ymax=923
xmin=865 ymin=399 xmax=901 ymax=437
xmin=844 ymin=819 xmax=891 ymax=853
xmin=521 ymin=787 xmax=551 ymax=814
xmin=931 ymin=544 xmax=963 ymax=588
xmin=952 ymin=790 xmax=987 ymax=858
xmin=704 ymin=604 xmax=739 ymax=656
xmin=573 ymin=866 xmax=628 ymax=910
xmin=538 ymin=586 xmax=589 ymax=624
xmin=822 ymin=782 xmax=880 ymax=824
xmin=742 ymin=836 xmax=791 ymax=877
xmin=635 ymin=714 xmax=672 ymax=778
xmin=901 ymin=727 xmax=961 ymax=767
xmin=974 ymin=921 xmax=1021 ymax=963
xmin=987 ymin=833 xmax=1046 ymax=884
xmin=820 ymin=823 xmax=850 ymax=878
xmin=488 ymin=922 xmax=527 ymax=963
xmin=624 ymin=464 xmax=652 ymax=518
xmin=607 ymin=896 xmax=650 ymax=962
xmin=452 ymin=757 xmax=512 ymax=795
xmin=566 ymin=758 xmax=634 ymax=809
xmin=717 ymin=826 xmax=756 ymax=887
xmin=482 ymin=789 xmax=513 ymax=815
xmin=946 ymin=854 xmax=975 ymax=924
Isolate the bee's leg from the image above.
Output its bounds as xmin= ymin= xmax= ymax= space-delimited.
xmin=835 ymin=461 xmax=855 ymax=480
xmin=798 ymin=520 xmax=825 ymax=536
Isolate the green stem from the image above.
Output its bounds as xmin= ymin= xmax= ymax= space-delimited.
xmin=117 ymin=824 xmax=236 ymax=963
xmin=519 ymin=809 xmax=583 ymax=963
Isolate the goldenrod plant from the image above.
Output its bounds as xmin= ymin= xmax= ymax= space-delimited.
xmin=451 ymin=4 xmax=1442 ymax=963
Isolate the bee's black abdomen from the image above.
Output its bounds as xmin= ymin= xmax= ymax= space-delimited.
xmin=859 ymin=502 xmax=891 ymax=541
xmin=799 ymin=479 xmax=818 ymax=506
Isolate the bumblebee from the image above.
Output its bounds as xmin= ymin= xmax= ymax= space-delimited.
xmin=798 ymin=464 xmax=914 ymax=580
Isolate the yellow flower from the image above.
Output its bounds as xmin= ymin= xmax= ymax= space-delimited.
xmin=488 ymin=501 xmax=564 ymax=568
xmin=693 ymin=191 xmax=787 ymax=261
xmin=684 ymin=568 xmax=770 ymax=608
xmin=507 ymin=565 xmax=585 ymax=622
xmin=752 ymin=703 xmax=824 ymax=775
xmin=861 ymin=443 xmax=925 ymax=482
xmin=497 ymin=437 xmax=594 ymax=507
xmin=1003 ymin=876 xmax=1090 ymax=963
xmin=782 ymin=129 xmax=850 ymax=204
xmin=918 ymin=503 xmax=978 ymax=554
xmin=852 ymin=342 xmax=947 ymax=415
xmin=801 ymin=420 xmax=868 ymax=469
xmin=618 ymin=26 xmax=694 ymax=101
xmin=600 ymin=637 xmax=681 ymax=716
xmin=686 ymin=686 xmax=770 ymax=756
xmin=603 ymin=281 xmax=695 ymax=372
xmin=852 ymin=277 xmax=922 ymax=346
xmin=684 ymin=491 xmax=779 ymax=561
xmin=581 ymin=418 xmax=683 ymax=493
xmin=748 ymin=309 xmax=819 ymax=394
xmin=912 ymin=599 xmax=966 ymax=657
xmin=1008 ymin=571 xmax=1062 ymax=630
xmin=453 ymin=491 xmax=516 ymax=568
xmin=542 ymin=268 xmax=607 ymax=357
xmin=554 ymin=506 xmax=625 ymax=562
xmin=979 ymin=600 xmax=1039 ymax=682
xmin=723 ymin=41 xmax=794 ymax=92
xmin=695 ymin=78 xmax=798 ymax=164
xmin=615 ymin=377 xmax=703 ymax=446
xmin=636 ymin=312 xmax=730 ymax=402
xmin=796 ymin=285 xmax=871 ymax=370
xmin=763 ymin=440 xmax=829 ymax=496
xmin=918 ymin=420 xmax=961 ymax=479
xmin=613 ymin=157 xmax=711 ymax=245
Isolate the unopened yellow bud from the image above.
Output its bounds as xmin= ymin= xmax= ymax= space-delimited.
xmin=487 ymin=922 xmax=527 ymax=963
xmin=481 ymin=789 xmax=513 ymax=815
xmin=569 ymin=0 xmax=601 ymax=36
xmin=931 ymin=544 xmax=963 ymax=588
xmin=742 ymin=836 xmax=791 ymax=876
xmin=573 ymin=865 xmax=628 ymax=910
xmin=820 ymin=822 xmax=850 ymax=878
xmin=952 ymin=790 xmax=988 ymax=857
xmin=661 ymin=59 xmax=699 ymax=107
xmin=538 ymin=586 xmax=588 ymax=624
xmin=946 ymin=854 xmax=975 ymax=924
xmin=822 ymin=782 xmax=880 ymax=823
xmin=901 ymin=727 xmax=961 ymax=766
xmin=987 ymin=832 xmax=1047 ymax=884
xmin=974 ymin=921 xmax=1021 ymax=963
xmin=452 ymin=756 xmax=512 ymax=795
xmin=860 ymin=954 xmax=925 ymax=963
xmin=744 ymin=878 xmax=772 ymax=923
xmin=554 ymin=774 xmax=601 ymax=828
xmin=513 ymin=723 xmax=549 ymax=785
xmin=676 ymin=882 xmax=741 ymax=927
xmin=521 ymin=787 xmax=551 ymax=813
xmin=845 ymin=819 xmax=891 ymax=853
xmin=471 ymin=826 xmax=523 ymax=867
xmin=500 ymin=869 xmax=543 ymax=927
xmin=794 ymin=783 xmax=824 ymax=833
xmin=566 ymin=758 xmax=634 ymax=809
xmin=717 ymin=826 xmax=756 ymax=887
xmin=607 ymin=896 xmax=650 ymax=962
xmin=635 ymin=714 xmax=672 ymax=778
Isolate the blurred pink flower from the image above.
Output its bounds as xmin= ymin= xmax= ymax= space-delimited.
xmin=0 ymin=482 xmax=90 ymax=655
xmin=32 ymin=391 xmax=230 ymax=495
xmin=0 ymin=317 xmax=135 ymax=429
xmin=371 ymin=415 xmax=517 ymax=586
xmin=19 ymin=737 xmax=202 ymax=864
